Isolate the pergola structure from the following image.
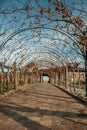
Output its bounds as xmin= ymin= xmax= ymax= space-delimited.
xmin=0 ymin=0 xmax=87 ymax=97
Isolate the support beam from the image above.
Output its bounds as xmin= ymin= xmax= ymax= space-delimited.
xmin=13 ymin=62 xmax=18 ymax=90
xmin=85 ymin=49 xmax=87 ymax=96
xmin=7 ymin=71 xmax=10 ymax=91
xmin=1 ymin=63 xmax=4 ymax=94
xmin=40 ymin=74 xmax=43 ymax=83
xmin=1 ymin=73 xmax=4 ymax=94
xmin=58 ymin=72 xmax=61 ymax=86
xmin=65 ymin=64 xmax=69 ymax=88
xmin=36 ymin=70 xmax=38 ymax=83
xmin=55 ymin=73 xmax=58 ymax=85
xmin=25 ymin=76 xmax=28 ymax=85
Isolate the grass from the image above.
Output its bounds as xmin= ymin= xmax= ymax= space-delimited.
xmin=0 ymin=83 xmax=14 ymax=94
xmin=0 ymin=80 xmax=25 ymax=94
xmin=69 ymin=83 xmax=86 ymax=89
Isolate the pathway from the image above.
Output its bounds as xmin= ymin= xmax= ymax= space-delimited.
xmin=0 ymin=83 xmax=87 ymax=130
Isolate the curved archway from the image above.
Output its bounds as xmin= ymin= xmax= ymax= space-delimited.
xmin=0 ymin=0 xmax=87 ymax=96
xmin=42 ymin=73 xmax=50 ymax=83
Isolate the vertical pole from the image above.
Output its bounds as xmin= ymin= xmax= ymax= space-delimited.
xmin=36 ymin=70 xmax=38 ymax=83
xmin=1 ymin=63 xmax=4 ymax=94
xmin=41 ymin=73 xmax=43 ymax=83
xmin=1 ymin=72 xmax=4 ymax=94
xmin=13 ymin=62 xmax=18 ymax=90
xmin=19 ymin=68 xmax=22 ymax=85
xmin=78 ymin=66 xmax=80 ymax=89
xmin=54 ymin=73 xmax=56 ymax=85
xmin=85 ymin=49 xmax=87 ymax=96
xmin=40 ymin=72 xmax=43 ymax=83
xmin=58 ymin=71 xmax=60 ymax=86
xmin=56 ymin=72 xmax=58 ymax=85
xmin=25 ymin=75 xmax=28 ymax=85
xmin=14 ymin=62 xmax=16 ymax=89
xmin=7 ymin=71 xmax=9 ymax=91
xmin=69 ymin=70 xmax=72 ymax=92
xmin=65 ymin=64 xmax=68 ymax=88
xmin=73 ymin=68 xmax=76 ymax=92
xmin=40 ymin=74 xmax=41 ymax=83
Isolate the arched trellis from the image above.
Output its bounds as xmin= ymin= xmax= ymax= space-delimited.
xmin=19 ymin=52 xmax=64 ymax=68
xmin=0 ymin=25 xmax=86 ymax=95
xmin=0 ymin=0 xmax=87 ymax=96
xmin=0 ymin=27 xmax=83 ymax=74
xmin=0 ymin=26 xmax=83 ymax=54
xmin=0 ymin=26 xmax=84 ymax=66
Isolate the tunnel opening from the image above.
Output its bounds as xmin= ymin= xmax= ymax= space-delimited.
xmin=42 ymin=74 xmax=50 ymax=83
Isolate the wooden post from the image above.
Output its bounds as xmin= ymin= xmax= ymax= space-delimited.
xmin=55 ymin=73 xmax=58 ymax=85
xmin=65 ymin=64 xmax=68 ymax=88
xmin=40 ymin=74 xmax=42 ymax=83
xmin=40 ymin=72 xmax=43 ymax=83
xmin=80 ymin=37 xmax=87 ymax=97
xmin=13 ymin=62 xmax=18 ymax=90
xmin=7 ymin=71 xmax=9 ymax=91
xmin=85 ymin=49 xmax=87 ymax=96
xmin=1 ymin=63 xmax=4 ymax=94
xmin=1 ymin=73 xmax=4 ymax=94
xmin=25 ymin=75 xmax=28 ymax=85
xmin=58 ymin=71 xmax=61 ymax=86
xmin=36 ymin=70 xmax=38 ymax=83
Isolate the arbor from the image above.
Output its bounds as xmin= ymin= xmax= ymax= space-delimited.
xmin=0 ymin=0 xmax=87 ymax=96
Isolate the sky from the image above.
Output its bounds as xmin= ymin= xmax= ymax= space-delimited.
xmin=43 ymin=76 xmax=49 ymax=82
xmin=0 ymin=0 xmax=86 ymax=69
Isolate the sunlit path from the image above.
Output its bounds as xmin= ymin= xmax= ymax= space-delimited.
xmin=0 ymin=83 xmax=87 ymax=130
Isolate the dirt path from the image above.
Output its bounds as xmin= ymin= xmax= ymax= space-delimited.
xmin=0 ymin=83 xmax=87 ymax=130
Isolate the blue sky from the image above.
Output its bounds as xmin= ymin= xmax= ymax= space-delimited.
xmin=0 ymin=0 xmax=86 ymax=69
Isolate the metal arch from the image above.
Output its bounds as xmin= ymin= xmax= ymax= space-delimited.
xmin=2 ymin=35 xmax=80 ymax=61
xmin=2 ymin=1 xmax=86 ymax=54
xmin=0 ymin=0 xmax=85 ymax=36
xmin=0 ymin=32 xmax=82 ymax=70
xmin=3 ymin=49 xmax=64 ymax=68
xmin=0 ymin=30 xmax=82 ymax=63
xmin=0 ymin=30 xmax=79 ymax=54
xmin=0 ymin=0 xmax=86 ymax=96
xmin=17 ymin=51 xmax=65 ymax=67
xmin=0 ymin=0 xmax=85 ymax=71
xmin=13 ymin=45 xmax=71 ymax=64
xmin=13 ymin=34 xmax=82 ymax=56
xmin=0 ymin=26 xmax=83 ymax=55
xmin=21 ymin=55 xmax=61 ymax=68
xmin=16 ymin=46 xmax=82 ymax=67
xmin=5 ymin=43 xmax=82 ymax=69
xmin=3 ymin=35 xmax=70 ymax=63
xmin=13 ymin=46 xmax=67 ymax=61
xmin=17 ymin=52 xmax=65 ymax=66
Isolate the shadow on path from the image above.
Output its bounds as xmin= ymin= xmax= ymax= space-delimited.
xmin=17 ymin=89 xmax=77 ymax=103
xmin=0 ymin=104 xmax=51 ymax=130
xmin=0 ymin=103 xmax=87 ymax=126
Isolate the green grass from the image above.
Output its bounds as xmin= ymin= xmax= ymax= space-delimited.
xmin=0 ymin=83 xmax=14 ymax=94
xmin=69 ymin=83 xmax=85 ymax=89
